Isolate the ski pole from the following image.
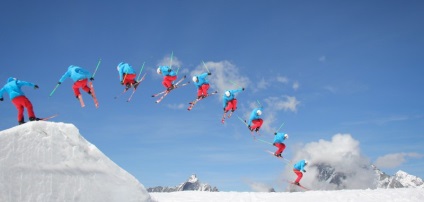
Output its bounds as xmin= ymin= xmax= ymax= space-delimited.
xmin=136 ymin=62 xmax=146 ymax=81
xmin=202 ymin=60 xmax=210 ymax=73
xmin=256 ymin=100 xmax=263 ymax=108
xmin=91 ymin=58 xmax=102 ymax=79
xmin=256 ymin=138 xmax=273 ymax=145
xmin=276 ymin=122 xmax=285 ymax=132
xmin=49 ymin=84 xmax=60 ymax=97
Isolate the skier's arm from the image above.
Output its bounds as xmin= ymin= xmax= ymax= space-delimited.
xmin=17 ymin=80 xmax=35 ymax=88
xmin=59 ymin=70 xmax=71 ymax=83
xmin=0 ymin=87 xmax=4 ymax=100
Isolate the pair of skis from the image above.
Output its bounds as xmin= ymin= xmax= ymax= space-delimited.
xmin=237 ymin=115 xmax=261 ymax=139
xmin=221 ymin=110 xmax=234 ymax=124
xmin=114 ymin=72 xmax=147 ymax=102
xmin=77 ymin=81 xmax=99 ymax=108
xmin=152 ymin=75 xmax=190 ymax=103
xmin=187 ymin=91 xmax=218 ymax=111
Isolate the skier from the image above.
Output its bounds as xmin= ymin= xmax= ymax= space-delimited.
xmin=156 ymin=65 xmax=177 ymax=90
xmin=247 ymin=107 xmax=263 ymax=132
xmin=117 ymin=62 xmax=139 ymax=90
xmin=0 ymin=77 xmax=40 ymax=124
xmin=223 ymin=88 xmax=244 ymax=113
xmin=293 ymin=159 xmax=308 ymax=186
xmin=273 ymin=133 xmax=289 ymax=157
xmin=57 ymin=65 xmax=94 ymax=99
xmin=192 ymin=72 xmax=211 ymax=99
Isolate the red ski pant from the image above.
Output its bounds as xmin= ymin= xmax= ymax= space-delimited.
xmin=294 ymin=169 xmax=303 ymax=183
xmin=12 ymin=96 xmax=35 ymax=121
xmin=73 ymin=79 xmax=91 ymax=97
xmin=274 ymin=143 xmax=286 ymax=155
xmin=162 ymin=75 xmax=177 ymax=88
xmin=122 ymin=74 xmax=136 ymax=85
xmin=225 ymin=99 xmax=237 ymax=112
xmin=197 ymin=84 xmax=210 ymax=97
xmin=250 ymin=119 xmax=263 ymax=130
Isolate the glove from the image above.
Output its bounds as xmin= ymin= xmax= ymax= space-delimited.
xmin=34 ymin=85 xmax=39 ymax=89
xmin=272 ymin=143 xmax=276 ymax=146
xmin=58 ymin=82 xmax=61 ymax=85
xmin=274 ymin=132 xmax=277 ymax=135
xmin=120 ymin=81 xmax=124 ymax=85
xmin=303 ymin=170 xmax=306 ymax=173
xmin=90 ymin=77 xmax=94 ymax=81
xmin=167 ymin=68 xmax=172 ymax=72
xmin=242 ymin=87 xmax=245 ymax=91
xmin=223 ymin=108 xmax=226 ymax=111
xmin=207 ymin=72 xmax=211 ymax=75
xmin=0 ymin=98 xmax=3 ymax=101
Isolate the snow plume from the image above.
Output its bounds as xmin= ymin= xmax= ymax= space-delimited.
xmin=191 ymin=60 xmax=250 ymax=97
xmin=374 ymin=153 xmax=424 ymax=169
xmin=244 ymin=180 xmax=275 ymax=192
xmin=286 ymin=134 xmax=376 ymax=190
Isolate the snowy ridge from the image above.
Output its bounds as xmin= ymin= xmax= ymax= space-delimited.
xmin=147 ymin=174 xmax=218 ymax=192
xmin=395 ymin=170 xmax=424 ymax=188
xmin=0 ymin=122 xmax=151 ymax=202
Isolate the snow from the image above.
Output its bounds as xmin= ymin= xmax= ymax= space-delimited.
xmin=0 ymin=121 xmax=151 ymax=202
xmin=1 ymin=122 xmax=424 ymax=202
xmin=150 ymin=189 xmax=424 ymax=202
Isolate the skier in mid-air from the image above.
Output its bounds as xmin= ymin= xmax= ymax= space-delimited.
xmin=57 ymin=65 xmax=94 ymax=99
xmin=222 ymin=88 xmax=244 ymax=113
xmin=273 ymin=132 xmax=288 ymax=157
xmin=156 ymin=65 xmax=177 ymax=90
xmin=247 ymin=107 xmax=263 ymax=132
xmin=0 ymin=77 xmax=40 ymax=124
xmin=117 ymin=62 xmax=139 ymax=90
xmin=192 ymin=72 xmax=211 ymax=99
xmin=293 ymin=159 xmax=308 ymax=186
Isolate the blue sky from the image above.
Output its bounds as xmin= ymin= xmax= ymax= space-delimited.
xmin=1 ymin=0 xmax=423 ymax=191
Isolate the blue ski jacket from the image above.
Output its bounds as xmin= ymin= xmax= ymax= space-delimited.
xmin=294 ymin=160 xmax=307 ymax=172
xmin=0 ymin=77 xmax=35 ymax=100
xmin=222 ymin=88 xmax=243 ymax=108
xmin=193 ymin=73 xmax=209 ymax=88
xmin=273 ymin=133 xmax=288 ymax=144
xmin=159 ymin=66 xmax=177 ymax=76
xmin=248 ymin=107 xmax=262 ymax=125
xmin=117 ymin=62 xmax=136 ymax=82
xmin=59 ymin=65 xmax=91 ymax=83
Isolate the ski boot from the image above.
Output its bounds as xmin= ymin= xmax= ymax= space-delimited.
xmin=29 ymin=117 xmax=41 ymax=121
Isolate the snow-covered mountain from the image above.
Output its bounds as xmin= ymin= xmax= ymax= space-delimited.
xmin=147 ymin=174 xmax=219 ymax=192
xmin=312 ymin=163 xmax=424 ymax=189
xmin=0 ymin=121 xmax=151 ymax=202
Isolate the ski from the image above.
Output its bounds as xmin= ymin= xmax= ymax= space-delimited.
xmin=77 ymin=94 xmax=85 ymax=107
xmin=155 ymin=81 xmax=190 ymax=103
xmin=283 ymin=179 xmax=309 ymax=190
xmin=89 ymin=81 xmax=99 ymax=108
xmin=127 ymin=73 xmax=147 ymax=102
xmin=152 ymin=75 xmax=187 ymax=98
xmin=40 ymin=114 xmax=59 ymax=121
xmin=265 ymin=150 xmax=292 ymax=163
xmin=221 ymin=110 xmax=234 ymax=124
xmin=237 ymin=115 xmax=257 ymax=139
xmin=187 ymin=91 xmax=218 ymax=111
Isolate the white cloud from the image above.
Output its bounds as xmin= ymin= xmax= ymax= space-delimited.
xmin=257 ymin=77 xmax=270 ymax=90
xmin=374 ymin=153 xmax=424 ymax=169
xmin=276 ymin=76 xmax=289 ymax=84
xmin=292 ymin=81 xmax=299 ymax=91
xmin=246 ymin=181 xmax=274 ymax=192
xmin=286 ymin=134 xmax=376 ymax=189
xmin=190 ymin=60 xmax=250 ymax=96
xmin=264 ymin=96 xmax=300 ymax=113
xmin=166 ymin=103 xmax=185 ymax=110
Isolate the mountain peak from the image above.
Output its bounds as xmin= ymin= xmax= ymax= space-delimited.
xmin=147 ymin=174 xmax=218 ymax=192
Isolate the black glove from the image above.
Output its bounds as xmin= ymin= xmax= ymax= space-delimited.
xmin=303 ymin=170 xmax=306 ymax=173
xmin=0 ymin=98 xmax=3 ymax=101
xmin=272 ymin=143 xmax=276 ymax=146
xmin=34 ymin=85 xmax=39 ymax=89
xmin=223 ymin=108 xmax=226 ymax=111
xmin=168 ymin=68 xmax=172 ymax=72
xmin=120 ymin=81 xmax=124 ymax=85
xmin=242 ymin=87 xmax=245 ymax=91
xmin=207 ymin=72 xmax=211 ymax=75
xmin=90 ymin=77 xmax=94 ymax=81
xmin=58 ymin=82 xmax=61 ymax=85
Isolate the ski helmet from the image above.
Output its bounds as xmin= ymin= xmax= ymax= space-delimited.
xmin=256 ymin=109 xmax=262 ymax=116
xmin=304 ymin=160 xmax=309 ymax=165
xmin=156 ymin=67 xmax=161 ymax=74
xmin=284 ymin=134 xmax=289 ymax=139
xmin=225 ymin=91 xmax=231 ymax=97
xmin=116 ymin=65 xmax=119 ymax=71
xmin=192 ymin=76 xmax=198 ymax=83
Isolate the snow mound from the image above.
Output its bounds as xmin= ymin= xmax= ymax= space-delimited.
xmin=0 ymin=121 xmax=151 ymax=202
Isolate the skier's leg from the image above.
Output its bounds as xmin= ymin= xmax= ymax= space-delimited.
xmin=12 ymin=96 xmax=25 ymax=123
xmin=22 ymin=96 xmax=36 ymax=119
xmin=294 ymin=169 xmax=303 ymax=183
